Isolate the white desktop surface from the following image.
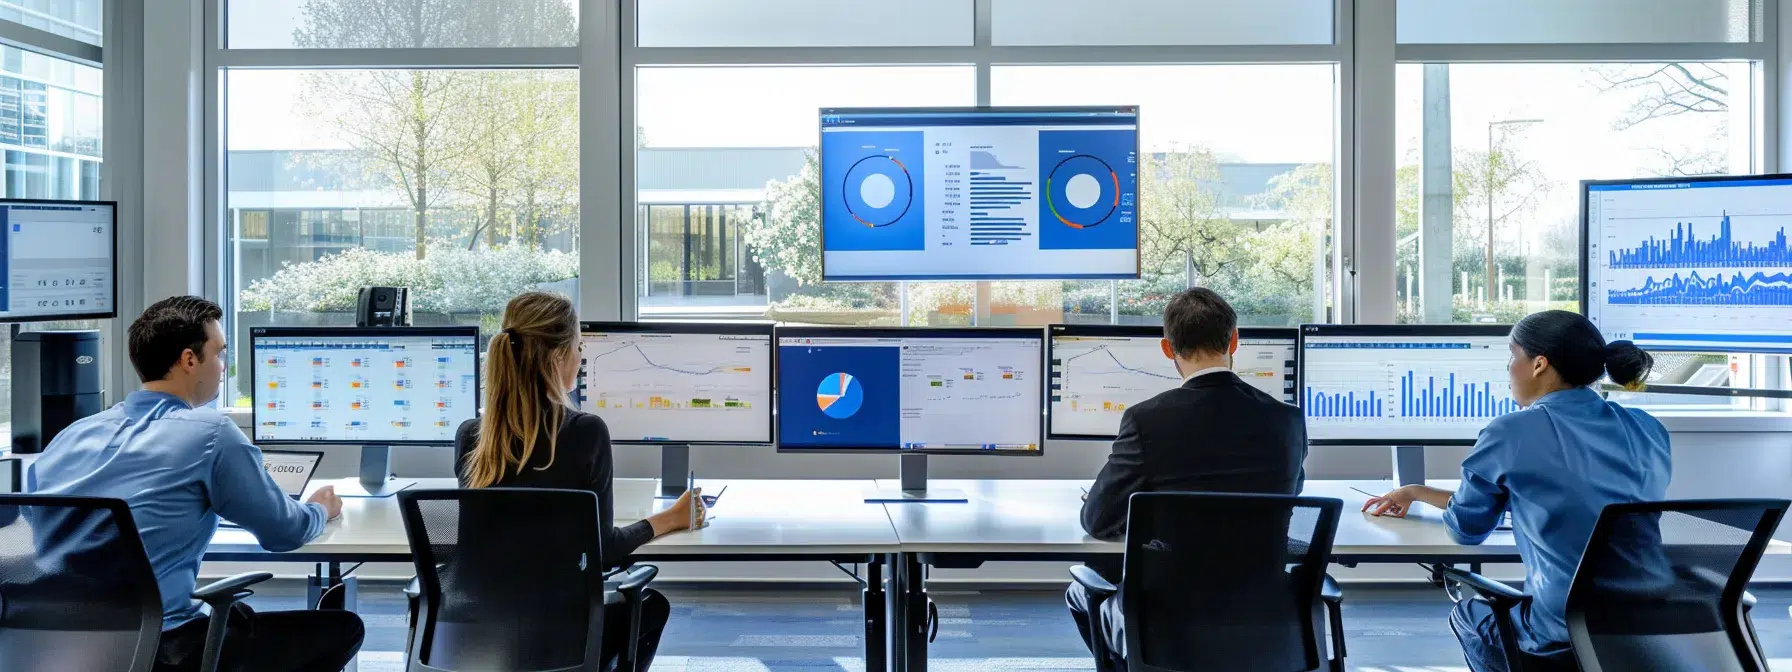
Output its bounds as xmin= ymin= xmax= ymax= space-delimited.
xmin=877 ymin=478 xmax=1522 ymax=557
xmin=209 ymin=478 xmax=900 ymax=558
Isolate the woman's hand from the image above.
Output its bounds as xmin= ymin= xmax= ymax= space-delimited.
xmin=647 ymin=487 xmax=707 ymax=537
xmin=1362 ymin=484 xmax=1453 ymax=517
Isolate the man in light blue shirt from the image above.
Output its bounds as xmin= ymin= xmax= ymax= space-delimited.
xmin=29 ymin=296 xmax=363 ymax=672
xmin=1364 ymin=311 xmax=1670 ymax=672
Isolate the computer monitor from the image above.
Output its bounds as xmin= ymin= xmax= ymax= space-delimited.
xmin=249 ymin=326 xmax=481 ymax=445
xmin=776 ymin=327 xmax=1045 ymax=454
xmin=577 ymin=322 xmax=774 ymax=445
xmin=818 ymin=106 xmax=1140 ymax=281
xmin=1299 ymin=324 xmax=1515 ymax=446
xmin=0 ymin=200 xmax=117 ymax=322
xmin=1582 ymin=174 xmax=1792 ymax=354
xmin=1047 ymin=325 xmax=1297 ymax=440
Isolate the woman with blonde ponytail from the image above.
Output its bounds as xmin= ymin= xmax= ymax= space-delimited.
xmin=453 ymin=291 xmax=697 ymax=671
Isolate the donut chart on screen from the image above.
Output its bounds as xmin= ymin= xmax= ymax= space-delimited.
xmin=1046 ymin=155 xmax=1120 ymax=229
xmin=842 ymin=155 xmax=915 ymax=228
xmin=817 ymin=372 xmax=864 ymax=419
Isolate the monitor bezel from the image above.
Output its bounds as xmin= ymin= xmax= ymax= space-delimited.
xmin=0 ymin=199 xmax=120 ymax=324
xmin=248 ymin=326 xmax=482 ymax=447
xmin=1297 ymin=323 xmax=1513 ymax=447
xmin=774 ymin=325 xmax=1047 ymax=456
xmin=1579 ymin=173 xmax=1792 ymax=354
xmin=578 ymin=320 xmax=777 ymax=446
xmin=1045 ymin=323 xmax=1298 ymax=441
xmin=816 ymin=105 xmax=1143 ymax=282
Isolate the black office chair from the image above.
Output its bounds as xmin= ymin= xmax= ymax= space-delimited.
xmin=398 ymin=488 xmax=659 ymax=672
xmin=1071 ymin=492 xmax=1347 ymax=672
xmin=1443 ymin=499 xmax=1788 ymax=672
xmin=0 ymin=495 xmax=270 ymax=672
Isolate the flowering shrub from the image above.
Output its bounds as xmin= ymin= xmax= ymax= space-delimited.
xmin=240 ymin=245 xmax=578 ymax=314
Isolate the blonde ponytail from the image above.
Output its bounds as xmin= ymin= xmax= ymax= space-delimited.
xmin=463 ymin=291 xmax=580 ymax=488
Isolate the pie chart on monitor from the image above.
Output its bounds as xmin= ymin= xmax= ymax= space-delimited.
xmin=817 ymin=372 xmax=864 ymax=420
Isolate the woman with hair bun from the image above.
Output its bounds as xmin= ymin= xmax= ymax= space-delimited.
xmin=1363 ymin=310 xmax=1669 ymax=672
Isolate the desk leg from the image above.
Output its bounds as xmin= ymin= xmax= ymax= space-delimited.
xmin=864 ymin=558 xmax=887 ymax=672
xmin=307 ymin=562 xmax=360 ymax=672
xmin=901 ymin=553 xmax=929 ymax=672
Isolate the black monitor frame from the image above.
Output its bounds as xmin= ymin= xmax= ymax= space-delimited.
xmin=1298 ymin=323 xmax=1513 ymax=447
xmin=0 ymin=199 xmax=119 ymax=323
xmin=817 ymin=105 xmax=1143 ymax=282
xmin=248 ymin=326 xmax=481 ymax=447
xmin=774 ymin=326 xmax=1046 ymax=456
xmin=1045 ymin=323 xmax=1298 ymax=441
xmin=578 ymin=321 xmax=777 ymax=446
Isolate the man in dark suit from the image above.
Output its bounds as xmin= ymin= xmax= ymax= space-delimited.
xmin=1067 ymin=287 xmax=1310 ymax=669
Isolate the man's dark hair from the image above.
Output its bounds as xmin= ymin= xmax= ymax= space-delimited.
xmin=129 ymin=296 xmax=224 ymax=383
xmin=1162 ymin=287 xmax=1236 ymax=358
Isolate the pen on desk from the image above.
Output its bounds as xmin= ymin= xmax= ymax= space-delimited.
xmin=1350 ymin=486 xmax=1380 ymax=498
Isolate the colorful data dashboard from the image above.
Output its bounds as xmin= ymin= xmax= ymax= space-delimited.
xmin=1584 ymin=175 xmax=1792 ymax=354
xmin=0 ymin=201 xmax=115 ymax=322
xmin=776 ymin=328 xmax=1044 ymax=453
xmin=819 ymin=107 xmax=1139 ymax=281
xmin=1300 ymin=325 xmax=1516 ymax=445
xmin=577 ymin=323 xmax=774 ymax=445
xmin=250 ymin=327 xmax=480 ymax=445
xmin=1046 ymin=325 xmax=1297 ymax=439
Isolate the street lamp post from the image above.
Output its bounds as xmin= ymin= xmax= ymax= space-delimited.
xmin=1485 ymin=118 xmax=1543 ymax=307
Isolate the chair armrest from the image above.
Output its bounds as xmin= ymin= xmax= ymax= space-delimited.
xmin=1321 ymin=573 xmax=1342 ymax=605
xmin=612 ymin=564 xmax=658 ymax=597
xmin=1438 ymin=566 xmax=1528 ymax=609
xmin=404 ymin=576 xmax=420 ymax=600
xmin=1069 ymin=564 xmax=1117 ymax=598
xmin=1742 ymin=590 xmax=1756 ymax=611
xmin=191 ymin=572 xmax=273 ymax=607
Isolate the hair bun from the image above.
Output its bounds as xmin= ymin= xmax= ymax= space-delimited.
xmin=1602 ymin=340 xmax=1653 ymax=391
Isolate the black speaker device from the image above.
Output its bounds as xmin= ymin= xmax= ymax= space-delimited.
xmin=11 ymin=330 xmax=104 ymax=454
xmin=356 ymin=286 xmax=412 ymax=327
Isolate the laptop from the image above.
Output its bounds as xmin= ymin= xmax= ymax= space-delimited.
xmin=614 ymin=478 xmax=659 ymax=523
xmin=220 ymin=450 xmax=324 ymax=529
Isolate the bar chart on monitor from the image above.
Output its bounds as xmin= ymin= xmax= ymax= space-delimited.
xmin=1301 ymin=332 xmax=1517 ymax=443
xmin=578 ymin=332 xmax=773 ymax=444
xmin=1586 ymin=177 xmax=1792 ymax=353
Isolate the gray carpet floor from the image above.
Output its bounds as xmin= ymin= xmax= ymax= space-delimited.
xmin=240 ymin=580 xmax=1792 ymax=671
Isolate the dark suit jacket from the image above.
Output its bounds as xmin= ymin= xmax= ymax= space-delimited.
xmin=1080 ymin=371 xmax=1309 ymax=542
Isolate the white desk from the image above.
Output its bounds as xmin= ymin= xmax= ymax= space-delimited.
xmin=877 ymin=478 xmax=1520 ymax=560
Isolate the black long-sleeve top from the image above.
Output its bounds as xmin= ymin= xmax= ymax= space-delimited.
xmin=454 ymin=410 xmax=654 ymax=568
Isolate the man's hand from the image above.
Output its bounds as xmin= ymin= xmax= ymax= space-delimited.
xmin=306 ymin=485 xmax=344 ymax=521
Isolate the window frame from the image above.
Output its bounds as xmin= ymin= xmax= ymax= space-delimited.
xmin=193 ymin=0 xmax=1792 ymax=428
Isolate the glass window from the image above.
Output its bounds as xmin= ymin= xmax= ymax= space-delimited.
xmin=992 ymin=0 xmax=1333 ymax=46
xmin=223 ymin=68 xmax=578 ymax=408
xmin=0 ymin=47 xmax=102 ymax=436
xmin=0 ymin=0 xmax=102 ymax=46
xmin=637 ymin=0 xmax=972 ymax=48
xmin=1396 ymin=62 xmax=1768 ymax=407
xmin=226 ymin=0 xmax=578 ymax=49
xmin=991 ymin=64 xmax=1337 ymax=327
xmin=1397 ymin=0 xmax=1756 ymax=44
xmin=634 ymin=66 xmax=975 ymax=325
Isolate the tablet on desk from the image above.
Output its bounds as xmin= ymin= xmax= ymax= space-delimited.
xmin=221 ymin=450 xmax=324 ymax=528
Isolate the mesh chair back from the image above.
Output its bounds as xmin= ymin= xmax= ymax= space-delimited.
xmin=0 ymin=495 xmax=163 ymax=672
xmin=1120 ymin=492 xmax=1342 ymax=672
xmin=399 ymin=488 xmax=608 ymax=672
xmin=1566 ymin=499 xmax=1788 ymax=672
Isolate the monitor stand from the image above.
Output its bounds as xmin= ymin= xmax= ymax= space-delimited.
xmin=657 ymin=444 xmax=690 ymax=499
xmin=864 ymin=454 xmax=967 ymax=503
xmin=1392 ymin=445 xmax=1427 ymax=487
xmin=335 ymin=445 xmax=415 ymax=498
